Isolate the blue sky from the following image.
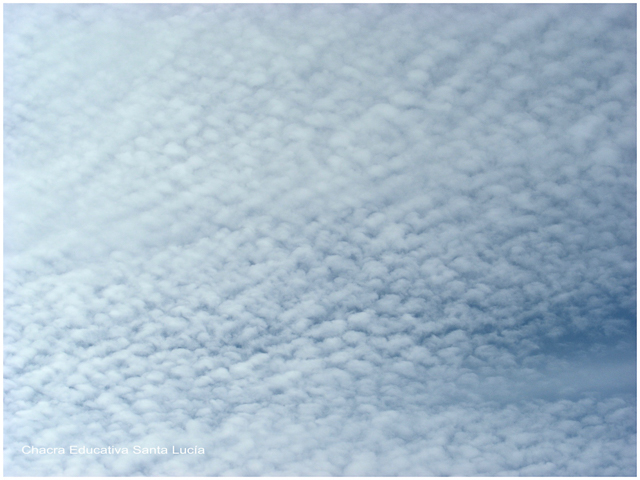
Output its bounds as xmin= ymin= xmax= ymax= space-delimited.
xmin=4 ymin=3 xmax=636 ymax=475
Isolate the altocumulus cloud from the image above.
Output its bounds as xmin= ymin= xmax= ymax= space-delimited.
xmin=4 ymin=4 xmax=636 ymax=476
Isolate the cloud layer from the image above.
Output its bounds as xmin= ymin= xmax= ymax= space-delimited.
xmin=4 ymin=4 xmax=636 ymax=475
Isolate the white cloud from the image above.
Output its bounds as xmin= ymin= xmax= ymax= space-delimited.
xmin=4 ymin=3 xmax=636 ymax=476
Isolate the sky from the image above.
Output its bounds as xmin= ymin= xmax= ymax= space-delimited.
xmin=3 ymin=3 xmax=637 ymax=476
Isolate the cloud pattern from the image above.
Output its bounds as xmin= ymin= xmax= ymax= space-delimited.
xmin=4 ymin=4 xmax=636 ymax=475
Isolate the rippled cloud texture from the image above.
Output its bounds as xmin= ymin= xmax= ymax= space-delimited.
xmin=4 ymin=4 xmax=636 ymax=476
